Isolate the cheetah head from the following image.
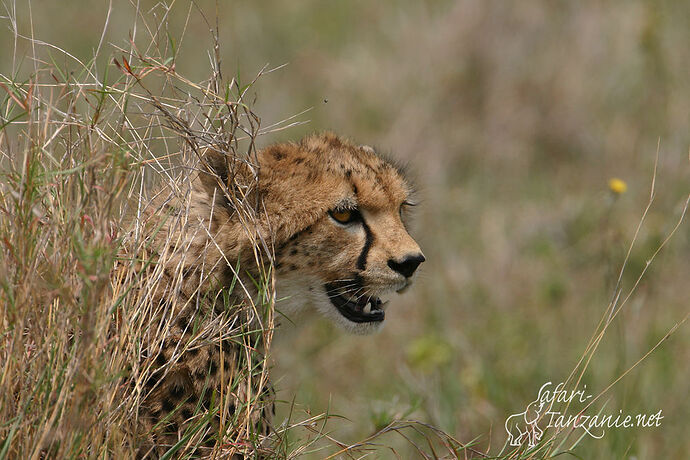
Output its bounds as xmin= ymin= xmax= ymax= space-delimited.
xmin=255 ymin=133 xmax=425 ymax=335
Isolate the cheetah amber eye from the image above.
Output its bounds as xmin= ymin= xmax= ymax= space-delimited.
xmin=399 ymin=200 xmax=415 ymax=218
xmin=329 ymin=209 xmax=359 ymax=225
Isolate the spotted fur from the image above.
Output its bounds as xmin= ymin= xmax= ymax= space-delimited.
xmin=132 ymin=133 xmax=424 ymax=457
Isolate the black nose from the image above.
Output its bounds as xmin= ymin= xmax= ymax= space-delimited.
xmin=388 ymin=253 xmax=425 ymax=278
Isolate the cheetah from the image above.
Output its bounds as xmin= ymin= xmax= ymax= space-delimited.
xmin=130 ymin=132 xmax=424 ymax=457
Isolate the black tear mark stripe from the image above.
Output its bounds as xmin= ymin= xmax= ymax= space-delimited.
xmin=356 ymin=218 xmax=374 ymax=270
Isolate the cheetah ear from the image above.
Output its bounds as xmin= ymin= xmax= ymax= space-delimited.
xmin=197 ymin=146 xmax=230 ymax=193
xmin=197 ymin=147 xmax=254 ymax=198
xmin=360 ymin=145 xmax=376 ymax=154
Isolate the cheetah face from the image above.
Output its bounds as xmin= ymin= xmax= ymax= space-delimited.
xmin=319 ymin=203 xmax=425 ymax=332
xmin=267 ymin=134 xmax=425 ymax=335
xmin=276 ymin=203 xmax=424 ymax=335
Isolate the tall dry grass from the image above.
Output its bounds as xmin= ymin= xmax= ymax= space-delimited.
xmin=0 ymin=5 xmax=280 ymax=457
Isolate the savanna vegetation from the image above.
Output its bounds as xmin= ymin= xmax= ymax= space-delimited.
xmin=1 ymin=1 xmax=688 ymax=458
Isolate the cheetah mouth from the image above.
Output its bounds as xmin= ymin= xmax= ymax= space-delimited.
xmin=324 ymin=282 xmax=386 ymax=323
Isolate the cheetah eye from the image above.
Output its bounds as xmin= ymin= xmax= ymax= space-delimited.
xmin=400 ymin=200 xmax=417 ymax=218
xmin=329 ymin=208 xmax=361 ymax=225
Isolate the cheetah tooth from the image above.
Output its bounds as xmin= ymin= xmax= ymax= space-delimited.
xmin=363 ymin=302 xmax=372 ymax=314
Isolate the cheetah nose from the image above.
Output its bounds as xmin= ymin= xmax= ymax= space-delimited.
xmin=387 ymin=253 xmax=425 ymax=278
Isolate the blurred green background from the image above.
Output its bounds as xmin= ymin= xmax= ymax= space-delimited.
xmin=2 ymin=1 xmax=688 ymax=457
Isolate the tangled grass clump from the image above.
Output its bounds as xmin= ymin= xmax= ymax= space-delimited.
xmin=0 ymin=7 xmax=282 ymax=457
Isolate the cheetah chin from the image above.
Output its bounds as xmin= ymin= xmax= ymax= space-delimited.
xmin=277 ymin=278 xmax=395 ymax=336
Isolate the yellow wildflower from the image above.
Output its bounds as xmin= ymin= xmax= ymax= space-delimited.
xmin=608 ymin=178 xmax=627 ymax=195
